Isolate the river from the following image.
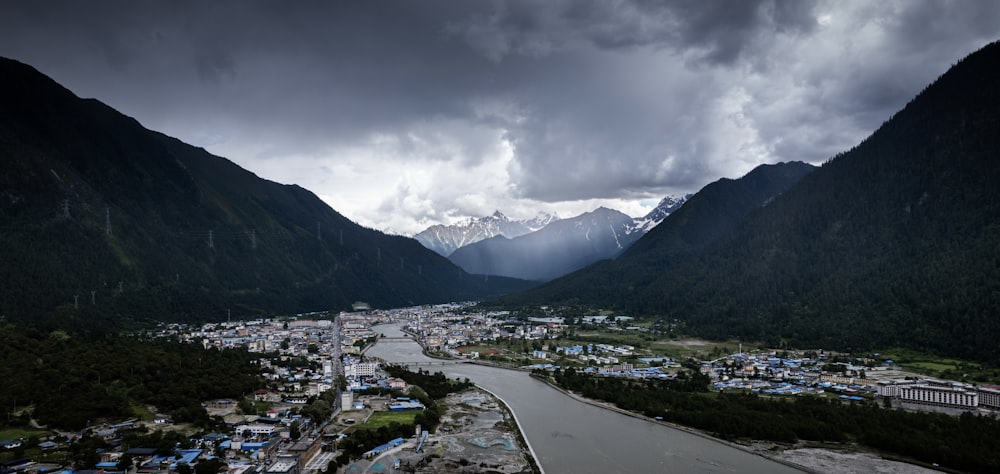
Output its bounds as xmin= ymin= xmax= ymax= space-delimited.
xmin=365 ymin=324 xmax=804 ymax=474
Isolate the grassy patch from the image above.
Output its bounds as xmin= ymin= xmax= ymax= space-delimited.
xmin=361 ymin=410 xmax=418 ymax=429
xmin=455 ymin=345 xmax=501 ymax=356
xmin=648 ymin=338 xmax=746 ymax=360
xmin=130 ymin=403 xmax=156 ymax=421
xmin=0 ymin=428 xmax=48 ymax=440
xmin=879 ymin=348 xmax=1000 ymax=384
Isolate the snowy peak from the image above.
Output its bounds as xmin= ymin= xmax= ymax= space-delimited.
xmin=630 ymin=194 xmax=692 ymax=234
xmin=414 ymin=195 xmax=686 ymax=261
xmin=414 ymin=211 xmax=557 ymax=256
xmin=445 ymin=196 xmax=690 ymax=281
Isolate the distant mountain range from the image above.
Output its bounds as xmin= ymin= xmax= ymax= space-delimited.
xmin=443 ymin=196 xmax=692 ymax=281
xmin=0 ymin=56 xmax=534 ymax=330
xmin=500 ymin=41 xmax=1000 ymax=364
xmin=414 ymin=211 xmax=557 ymax=256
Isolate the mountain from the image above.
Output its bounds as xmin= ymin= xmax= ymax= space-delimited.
xmin=629 ymin=194 xmax=692 ymax=234
xmin=0 ymin=57 xmax=534 ymax=331
xmin=420 ymin=195 xmax=689 ymax=280
xmin=500 ymin=42 xmax=1000 ymax=363
xmin=494 ymin=161 xmax=813 ymax=287
xmin=414 ymin=211 xmax=555 ymax=256
xmin=448 ymin=195 xmax=697 ymax=281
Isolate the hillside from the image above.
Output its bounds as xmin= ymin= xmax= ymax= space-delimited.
xmin=0 ymin=57 xmax=533 ymax=331
xmin=414 ymin=211 xmax=555 ymax=256
xmin=502 ymin=42 xmax=1000 ymax=363
xmin=443 ymin=196 xmax=690 ymax=281
xmin=448 ymin=207 xmax=637 ymax=281
xmin=502 ymin=161 xmax=815 ymax=300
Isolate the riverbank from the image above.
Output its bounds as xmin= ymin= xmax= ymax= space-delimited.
xmin=527 ymin=372 xmax=944 ymax=474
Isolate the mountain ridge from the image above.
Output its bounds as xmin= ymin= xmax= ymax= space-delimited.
xmin=414 ymin=210 xmax=556 ymax=256
xmin=0 ymin=56 xmax=534 ymax=331
xmin=447 ymin=194 xmax=705 ymax=281
xmin=498 ymin=41 xmax=1000 ymax=363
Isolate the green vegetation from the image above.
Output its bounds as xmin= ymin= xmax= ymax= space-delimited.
xmin=0 ymin=428 xmax=47 ymax=441
xmin=0 ymin=325 xmax=260 ymax=430
xmin=0 ymin=56 xmax=535 ymax=332
xmin=541 ymin=367 xmax=1000 ymax=473
xmin=501 ymin=42 xmax=1000 ymax=365
xmin=364 ymin=410 xmax=419 ymax=429
xmin=331 ymin=367 xmax=473 ymax=468
xmin=881 ymin=348 xmax=1000 ymax=385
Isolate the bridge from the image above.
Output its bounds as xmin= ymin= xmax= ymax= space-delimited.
xmin=377 ymin=336 xmax=417 ymax=342
xmin=392 ymin=360 xmax=468 ymax=366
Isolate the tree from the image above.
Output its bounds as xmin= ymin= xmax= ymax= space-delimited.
xmin=118 ymin=454 xmax=134 ymax=472
xmin=194 ymin=457 xmax=227 ymax=474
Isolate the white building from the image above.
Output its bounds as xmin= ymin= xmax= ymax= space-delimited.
xmin=898 ymin=381 xmax=978 ymax=410
xmin=978 ymin=386 xmax=1000 ymax=409
xmin=345 ymin=362 xmax=379 ymax=378
xmin=238 ymin=424 xmax=277 ymax=436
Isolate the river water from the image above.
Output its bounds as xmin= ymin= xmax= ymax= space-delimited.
xmin=365 ymin=324 xmax=803 ymax=474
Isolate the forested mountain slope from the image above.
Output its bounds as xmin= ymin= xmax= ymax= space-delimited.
xmin=503 ymin=42 xmax=1000 ymax=363
xmin=0 ymin=57 xmax=532 ymax=331
xmin=501 ymin=161 xmax=815 ymax=303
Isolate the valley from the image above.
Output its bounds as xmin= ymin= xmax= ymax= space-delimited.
xmin=1 ymin=8 xmax=1000 ymax=474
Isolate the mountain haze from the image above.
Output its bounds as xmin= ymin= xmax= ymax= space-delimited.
xmin=502 ymin=42 xmax=1000 ymax=363
xmin=446 ymin=196 xmax=692 ymax=281
xmin=0 ymin=57 xmax=533 ymax=331
xmin=414 ymin=211 xmax=556 ymax=256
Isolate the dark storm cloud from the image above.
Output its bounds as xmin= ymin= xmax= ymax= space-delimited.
xmin=448 ymin=0 xmax=820 ymax=64
xmin=0 ymin=1 xmax=997 ymax=234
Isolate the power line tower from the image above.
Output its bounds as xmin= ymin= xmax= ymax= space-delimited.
xmin=208 ymin=230 xmax=214 ymax=249
xmin=105 ymin=207 xmax=112 ymax=236
xmin=317 ymin=222 xmax=322 ymax=241
xmin=62 ymin=199 xmax=70 ymax=218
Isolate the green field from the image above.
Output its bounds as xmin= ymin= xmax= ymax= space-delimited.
xmin=880 ymin=348 xmax=1000 ymax=384
xmin=361 ymin=410 xmax=418 ymax=429
xmin=0 ymin=428 xmax=48 ymax=440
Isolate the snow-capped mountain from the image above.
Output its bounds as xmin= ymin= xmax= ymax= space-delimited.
xmin=414 ymin=211 xmax=557 ymax=256
xmin=446 ymin=195 xmax=690 ymax=281
xmin=629 ymin=194 xmax=693 ymax=234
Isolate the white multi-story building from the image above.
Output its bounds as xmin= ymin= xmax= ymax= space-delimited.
xmin=877 ymin=380 xmax=916 ymax=398
xmin=345 ymin=362 xmax=379 ymax=378
xmin=978 ymin=386 xmax=1000 ymax=410
xmin=897 ymin=381 xmax=978 ymax=409
xmin=238 ymin=424 xmax=277 ymax=436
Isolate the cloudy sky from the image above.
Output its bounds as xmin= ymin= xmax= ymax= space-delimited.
xmin=1 ymin=1 xmax=997 ymax=235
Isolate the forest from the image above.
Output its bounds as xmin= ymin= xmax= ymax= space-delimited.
xmin=0 ymin=324 xmax=261 ymax=430
xmin=503 ymin=42 xmax=1000 ymax=365
xmin=540 ymin=366 xmax=1000 ymax=473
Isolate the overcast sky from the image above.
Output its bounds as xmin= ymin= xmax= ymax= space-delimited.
xmin=2 ymin=1 xmax=997 ymax=235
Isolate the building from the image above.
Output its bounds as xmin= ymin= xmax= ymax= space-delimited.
xmin=340 ymin=391 xmax=354 ymax=412
xmin=897 ymin=381 xmax=978 ymax=410
xmin=284 ymin=438 xmax=321 ymax=468
xmin=344 ymin=362 xmax=379 ymax=378
xmin=266 ymin=455 xmax=300 ymax=474
xmin=977 ymin=385 xmax=1000 ymax=410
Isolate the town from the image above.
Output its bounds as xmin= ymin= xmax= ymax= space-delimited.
xmin=3 ymin=302 xmax=999 ymax=474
